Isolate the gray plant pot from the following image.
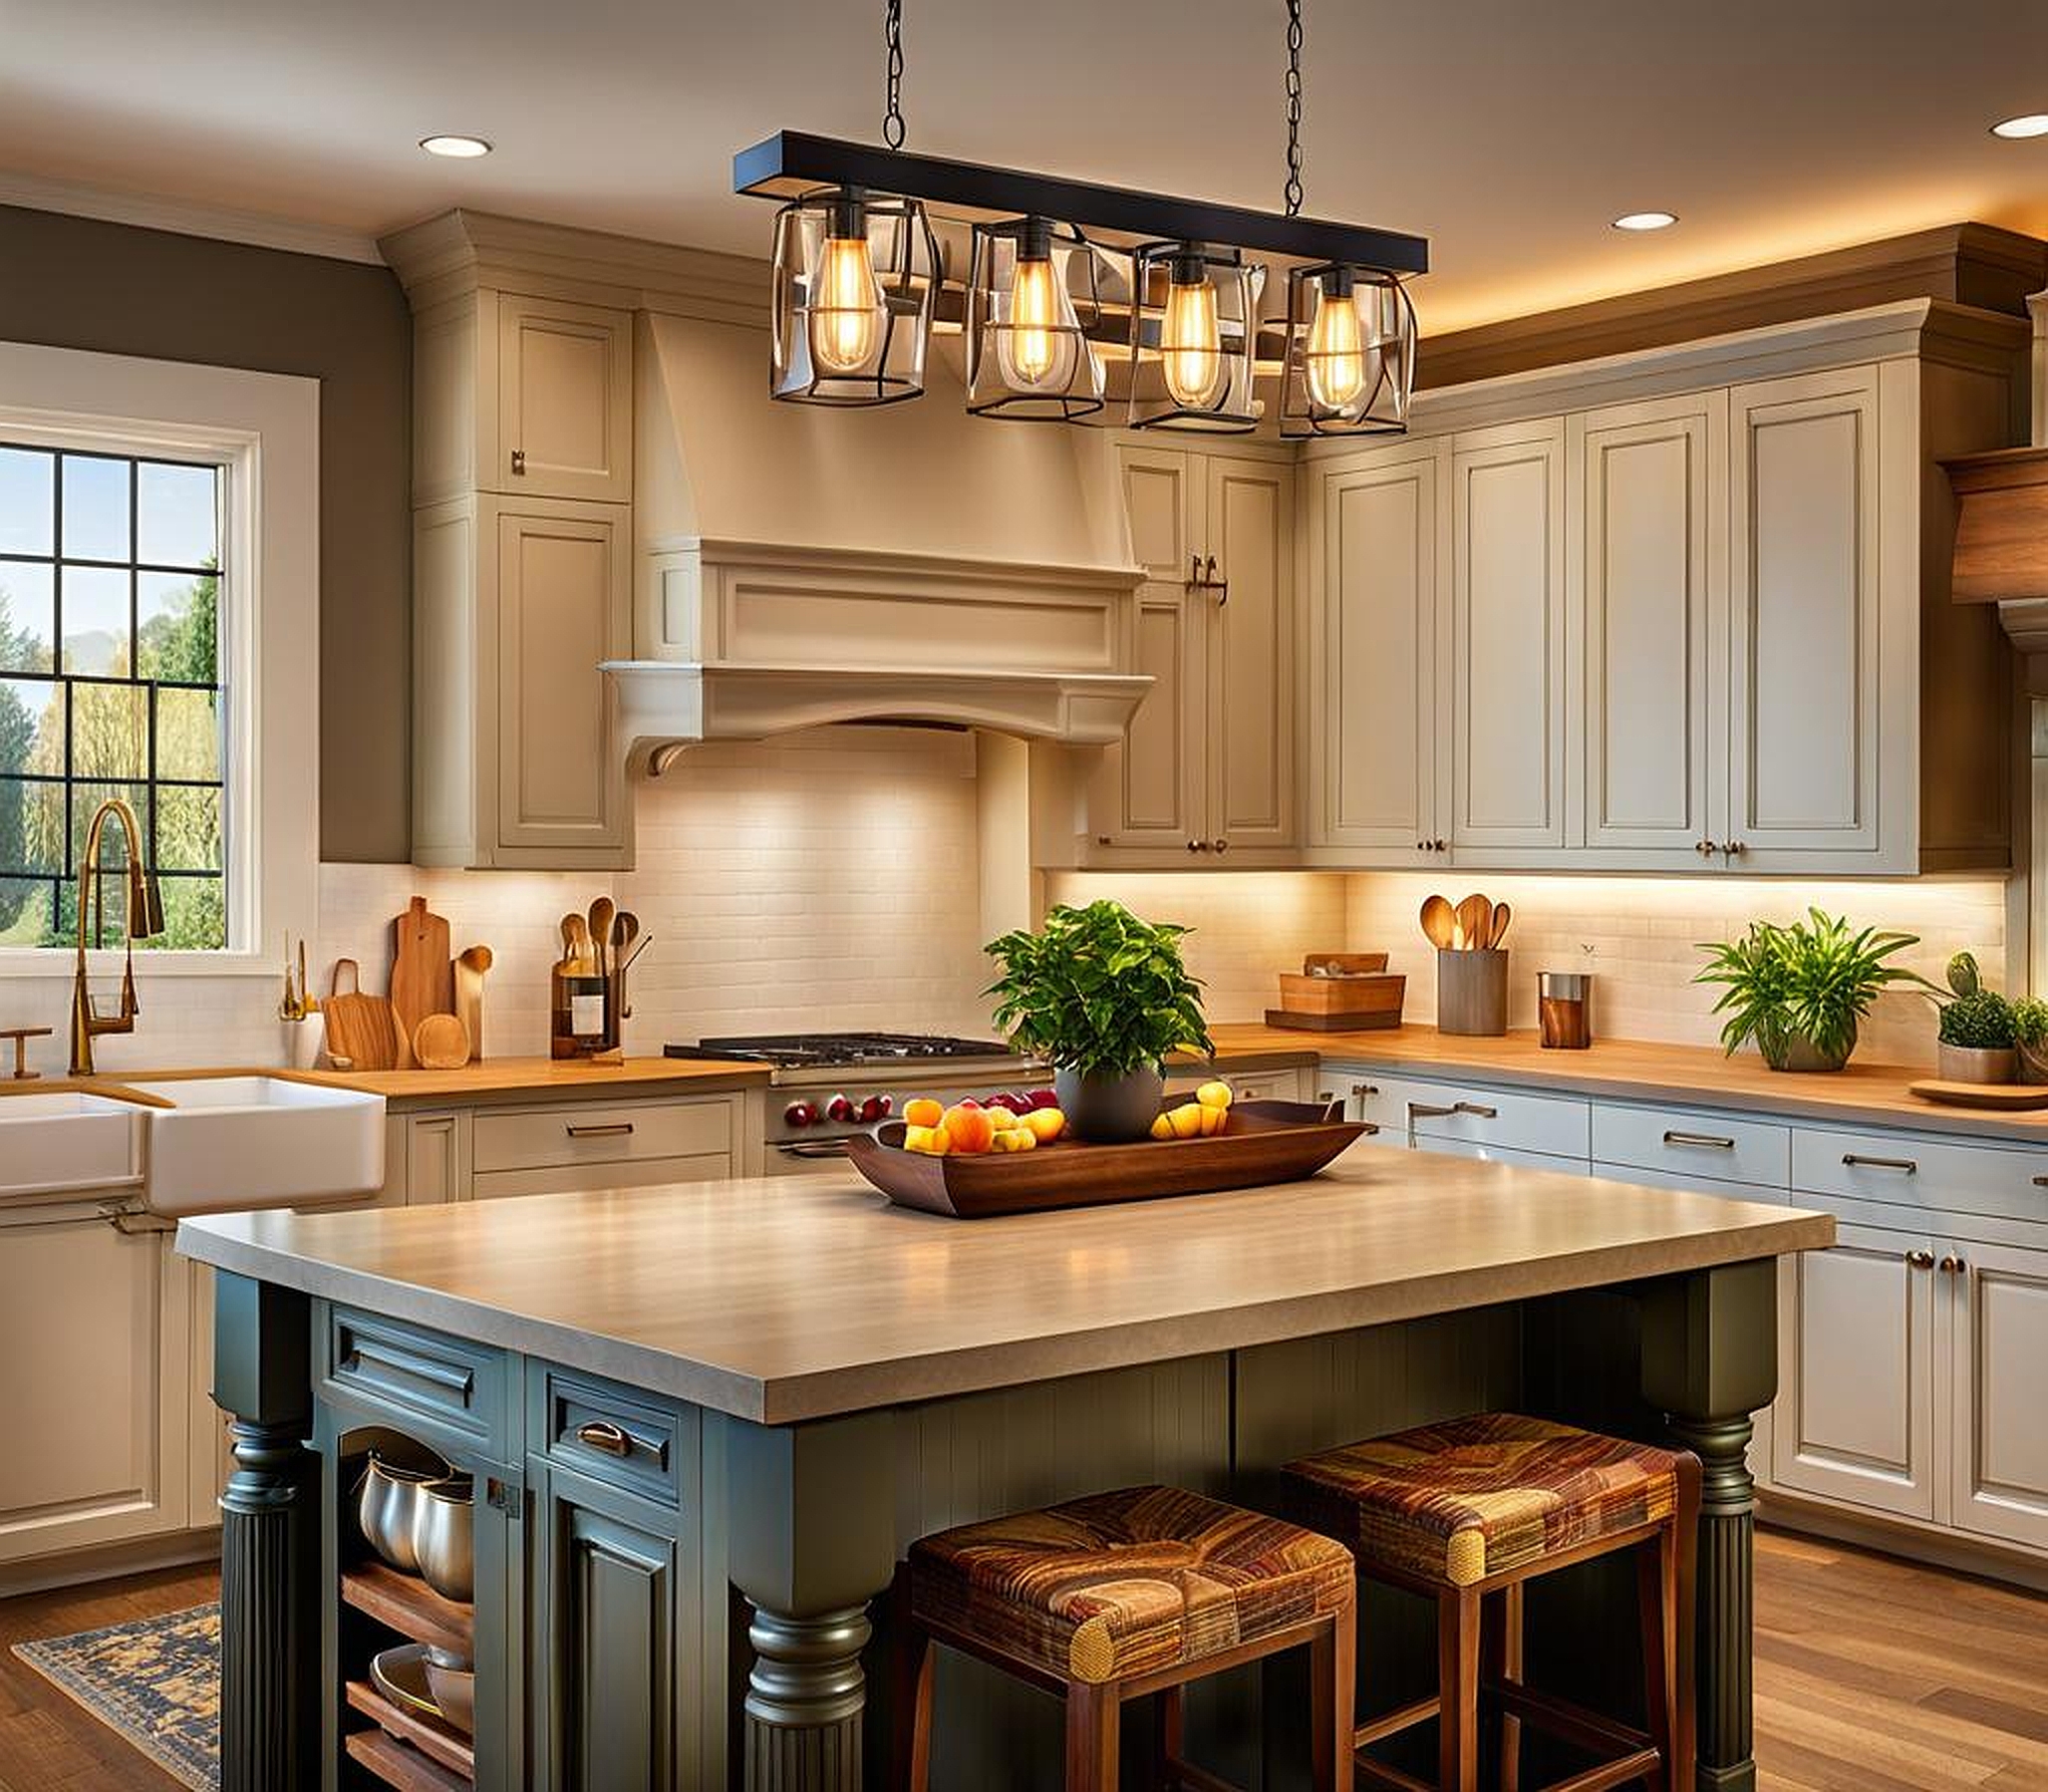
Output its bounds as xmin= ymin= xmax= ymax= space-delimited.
xmin=1937 ymin=1042 xmax=2016 ymax=1085
xmin=1053 ymin=1064 xmax=1167 ymax=1143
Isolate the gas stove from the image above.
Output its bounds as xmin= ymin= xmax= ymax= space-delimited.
xmin=666 ymin=1032 xmax=1048 ymax=1169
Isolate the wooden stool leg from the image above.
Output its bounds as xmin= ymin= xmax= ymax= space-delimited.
xmin=1065 ymin=1680 xmax=1121 ymax=1792
xmin=1310 ymin=1605 xmax=1356 ymax=1792
xmin=890 ymin=1570 xmax=936 ymax=1792
xmin=1637 ymin=1532 xmax=1677 ymax=1792
xmin=1150 ymin=1685 xmax=1183 ymax=1789
xmin=1481 ymin=1584 xmax=1523 ymax=1792
xmin=1437 ymin=1586 xmax=1480 ymax=1792
xmin=1671 ymin=1455 xmax=1702 ymax=1788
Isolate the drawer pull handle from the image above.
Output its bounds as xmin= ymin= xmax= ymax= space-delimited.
xmin=1905 ymin=1249 xmax=1935 ymax=1270
xmin=2033 ymin=1176 xmax=2048 ymax=1189
xmin=566 ymin=1122 xmax=635 ymax=1139
xmin=1843 ymin=1153 xmax=1916 ymax=1175
xmin=1408 ymin=1100 xmax=1498 ymax=1121
xmin=575 ymin=1420 xmax=632 ymax=1457
xmin=1663 ymin=1130 xmax=1736 ymax=1150
xmin=1351 ymin=1083 xmax=1379 ymax=1098
xmin=343 ymin=1338 xmax=475 ymax=1398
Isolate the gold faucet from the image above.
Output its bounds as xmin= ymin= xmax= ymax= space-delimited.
xmin=69 ymin=798 xmax=166 ymax=1076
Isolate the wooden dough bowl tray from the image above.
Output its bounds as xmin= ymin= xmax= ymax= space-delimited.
xmin=844 ymin=1099 xmax=1370 ymax=1219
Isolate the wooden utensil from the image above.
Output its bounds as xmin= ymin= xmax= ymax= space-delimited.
xmin=611 ymin=910 xmax=639 ymax=970
xmin=1486 ymin=901 xmax=1512 ymax=950
xmin=1420 ymin=895 xmax=1456 ymax=950
xmin=454 ymin=945 xmax=492 ymax=1064
xmin=411 ymin=1014 xmax=471 ymax=1072
xmin=562 ymin=913 xmax=591 ymax=974
xmin=587 ymin=897 xmax=615 ymax=978
xmin=326 ymin=959 xmax=404 ymax=1072
xmin=391 ymin=897 xmax=454 ymax=1044
xmin=1454 ymin=894 xmax=1492 ymax=952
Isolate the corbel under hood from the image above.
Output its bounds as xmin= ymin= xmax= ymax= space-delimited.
xmin=606 ymin=314 xmax=1149 ymax=767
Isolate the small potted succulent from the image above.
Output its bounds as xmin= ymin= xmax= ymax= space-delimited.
xmin=1937 ymin=953 xmax=2018 ymax=1084
xmin=2014 ymin=997 xmax=2048 ymax=1085
xmin=985 ymin=900 xmax=1212 ymax=1142
xmin=1695 ymin=910 xmax=1928 ymax=1073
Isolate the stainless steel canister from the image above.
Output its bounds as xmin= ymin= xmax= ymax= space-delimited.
xmin=1538 ymin=971 xmax=1593 ymax=1049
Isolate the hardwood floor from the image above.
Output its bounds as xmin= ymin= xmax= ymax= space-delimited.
xmin=0 ymin=1561 xmax=214 ymax=1792
xmin=0 ymin=1533 xmax=2041 ymax=1789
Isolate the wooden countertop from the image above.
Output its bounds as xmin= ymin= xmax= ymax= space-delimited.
xmin=1198 ymin=1023 xmax=2048 ymax=1145
xmin=178 ymin=1153 xmax=1832 ymax=1426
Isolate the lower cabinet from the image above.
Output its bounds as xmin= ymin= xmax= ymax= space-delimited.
xmin=1946 ymin=1239 xmax=2048 ymax=1553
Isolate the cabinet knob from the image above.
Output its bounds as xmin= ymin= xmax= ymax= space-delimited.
xmin=1433 ymin=838 xmax=1447 ymax=853
xmin=510 ymin=448 xmax=526 ymax=475
xmin=1695 ymin=839 xmax=1716 ymax=855
xmin=1187 ymin=839 xmax=1202 ymax=852
xmin=1213 ymin=837 xmax=1229 ymax=854
xmin=1939 ymin=1255 xmax=1967 ymax=1275
xmin=1188 ymin=553 xmax=1203 ymax=588
xmin=1905 ymin=1249 xmax=1935 ymax=1270
xmin=1725 ymin=839 xmax=1745 ymax=855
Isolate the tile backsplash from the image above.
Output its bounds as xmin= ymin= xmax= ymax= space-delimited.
xmin=1 ymin=722 xmax=2010 ymax=1077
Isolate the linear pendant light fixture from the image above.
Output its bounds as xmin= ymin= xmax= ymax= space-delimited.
xmin=738 ymin=0 xmax=1427 ymax=433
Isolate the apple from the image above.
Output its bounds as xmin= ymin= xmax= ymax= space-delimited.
xmin=1025 ymin=1087 xmax=1060 ymax=1109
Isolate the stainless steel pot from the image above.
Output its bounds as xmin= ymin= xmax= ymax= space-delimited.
xmin=357 ymin=1454 xmax=441 ymax=1573
xmin=413 ymin=1475 xmax=475 ymax=1603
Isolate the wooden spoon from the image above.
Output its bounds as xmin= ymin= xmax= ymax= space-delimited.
xmin=611 ymin=910 xmax=638 ymax=970
xmin=1420 ymin=895 xmax=1456 ymax=950
xmin=1455 ymin=893 xmax=1492 ymax=951
xmin=588 ymin=897 xmax=615 ymax=978
xmin=562 ymin=913 xmax=590 ymax=974
xmin=1487 ymin=901 xmax=1513 ymax=951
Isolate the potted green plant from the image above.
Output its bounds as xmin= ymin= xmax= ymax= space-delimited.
xmin=2013 ymin=997 xmax=2048 ymax=1085
xmin=1695 ymin=910 xmax=1927 ymax=1073
xmin=985 ymin=900 xmax=1212 ymax=1141
xmin=1937 ymin=953 xmax=2017 ymax=1084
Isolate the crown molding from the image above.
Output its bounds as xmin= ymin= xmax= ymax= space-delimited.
xmin=0 ymin=166 xmax=384 ymax=265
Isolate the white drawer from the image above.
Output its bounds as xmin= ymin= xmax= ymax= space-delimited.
xmin=1792 ymin=1126 xmax=2048 ymax=1222
xmin=1335 ymin=1070 xmax=1590 ymax=1160
xmin=472 ymin=1097 xmax=732 ymax=1175
xmin=1592 ymin=1102 xmax=1790 ymax=1190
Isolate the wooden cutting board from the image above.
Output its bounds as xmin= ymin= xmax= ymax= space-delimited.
xmin=391 ymin=897 xmax=454 ymax=1044
xmin=1908 ymin=1078 xmax=2048 ymax=1111
xmin=327 ymin=960 xmax=404 ymax=1072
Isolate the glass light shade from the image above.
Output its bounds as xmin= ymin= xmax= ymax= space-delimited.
xmin=1127 ymin=242 xmax=1264 ymax=433
xmin=1279 ymin=263 xmax=1416 ymax=439
xmin=965 ymin=217 xmax=1106 ymax=422
xmin=769 ymin=187 xmax=941 ymax=406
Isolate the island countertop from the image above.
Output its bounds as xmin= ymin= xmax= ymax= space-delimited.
xmin=177 ymin=1151 xmax=1833 ymax=1426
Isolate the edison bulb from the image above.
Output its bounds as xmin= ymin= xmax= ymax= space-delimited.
xmin=810 ymin=227 xmax=882 ymax=374
xmin=1159 ymin=259 xmax=1223 ymax=409
xmin=1304 ymin=273 xmax=1368 ymax=410
xmin=1001 ymin=249 xmax=1061 ymax=388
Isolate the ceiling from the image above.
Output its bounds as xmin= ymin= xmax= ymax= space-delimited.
xmin=4 ymin=0 xmax=2048 ymax=334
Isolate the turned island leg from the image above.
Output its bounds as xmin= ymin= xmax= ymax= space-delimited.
xmin=212 ymin=1273 xmax=319 ymax=1792
xmin=1637 ymin=1257 xmax=1777 ymax=1792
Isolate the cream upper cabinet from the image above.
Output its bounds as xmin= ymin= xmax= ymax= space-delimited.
xmin=497 ymin=293 xmax=634 ymax=503
xmin=1450 ymin=419 xmax=1569 ymax=857
xmin=1090 ymin=444 xmax=1296 ymax=860
xmin=1307 ymin=439 xmax=1450 ymax=859
xmin=1570 ymin=393 xmax=1727 ymax=864
xmin=1725 ymin=367 xmax=1884 ymax=864
xmin=1946 ymin=1239 xmax=2048 ymax=1553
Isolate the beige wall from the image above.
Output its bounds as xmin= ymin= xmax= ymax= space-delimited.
xmin=0 ymin=203 xmax=411 ymax=862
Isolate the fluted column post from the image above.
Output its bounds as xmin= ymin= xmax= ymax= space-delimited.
xmin=1637 ymin=1257 xmax=1777 ymax=1792
xmin=211 ymin=1273 xmax=318 ymax=1792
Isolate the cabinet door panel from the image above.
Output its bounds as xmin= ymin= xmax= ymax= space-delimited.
xmin=1727 ymin=370 xmax=1881 ymax=858
xmin=1206 ymin=456 xmax=1294 ymax=848
xmin=1948 ymin=1241 xmax=2048 ymax=1551
xmin=0 ymin=1220 xmax=186 ymax=1561
xmin=1120 ymin=447 xmax=1194 ymax=582
xmin=1452 ymin=424 xmax=1568 ymax=851
xmin=1313 ymin=445 xmax=1447 ymax=854
xmin=1576 ymin=396 xmax=1724 ymax=857
xmin=497 ymin=294 xmax=633 ymax=502
xmin=1774 ymin=1222 xmax=1935 ymax=1519
xmin=496 ymin=506 xmax=630 ymax=855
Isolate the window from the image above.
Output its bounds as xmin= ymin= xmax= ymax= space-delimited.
xmin=0 ymin=443 xmax=227 ymax=949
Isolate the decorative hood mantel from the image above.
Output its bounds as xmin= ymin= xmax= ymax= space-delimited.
xmin=609 ymin=313 xmax=1149 ymax=765
xmin=1946 ymin=286 xmax=2048 ymax=653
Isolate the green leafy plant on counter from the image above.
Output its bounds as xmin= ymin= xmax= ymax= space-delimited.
xmin=985 ymin=900 xmax=1212 ymax=1077
xmin=1695 ymin=909 xmax=1931 ymax=1071
xmin=1937 ymin=952 xmax=2016 ymax=1048
xmin=2010 ymin=997 xmax=2048 ymax=1048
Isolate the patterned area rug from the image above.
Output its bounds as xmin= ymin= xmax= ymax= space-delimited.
xmin=12 ymin=1603 xmax=220 ymax=1790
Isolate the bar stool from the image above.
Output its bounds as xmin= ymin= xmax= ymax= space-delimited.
xmin=1286 ymin=1413 xmax=1699 ymax=1792
xmin=892 ymin=1482 xmax=1355 ymax=1791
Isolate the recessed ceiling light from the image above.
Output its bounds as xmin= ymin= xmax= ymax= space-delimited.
xmin=1611 ymin=210 xmax=1678 ymax=232
xmin=420 ymin=135 xmax=492 ymax=158
xmin=1990 ymin=114 xmax=2048 ymax=140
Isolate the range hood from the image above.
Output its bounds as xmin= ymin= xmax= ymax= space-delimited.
xmin=1949 ymin=286 xmax=2048 ymax=652
xmin=607 ymin=314 xmax=1149 ymax=768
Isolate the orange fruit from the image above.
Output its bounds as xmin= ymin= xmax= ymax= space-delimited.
xmin=904 ymin=1096 xmax=944 ymax=1129
xmin=942 ymin=1103 xmax=997 ymax=1154
xmin=1195 ymin=1080 xmax=1233 ymax=1109
xmin=1022 ymin=1107 xmax=1065 ymax=1143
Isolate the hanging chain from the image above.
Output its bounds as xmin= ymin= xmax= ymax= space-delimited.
xmin=883 ymin=0 xmax=907 ymax=149
xmin=1284 ymin=0 xmax=1305 ymax=216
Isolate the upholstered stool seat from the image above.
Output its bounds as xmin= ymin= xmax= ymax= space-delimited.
xmin=1288 ymin=1414 xmax=1700 ymax=1792
xmin=894 ymin=1484 xmax=1354 ymax=1790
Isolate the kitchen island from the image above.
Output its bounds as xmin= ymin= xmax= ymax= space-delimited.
xmin=178 ymin=1149 xmax=1833 ymax=1792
